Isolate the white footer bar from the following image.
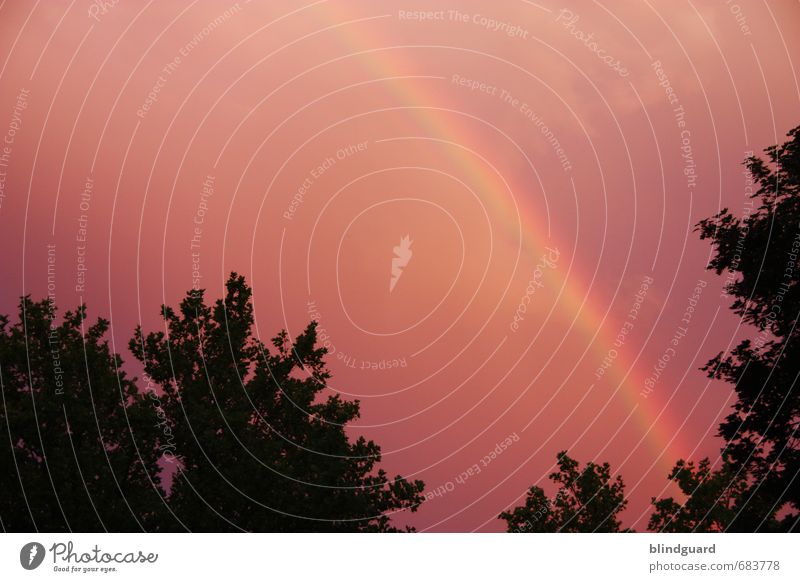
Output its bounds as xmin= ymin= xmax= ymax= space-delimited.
xmin=1 ymin=533 xmax=796 ymax=581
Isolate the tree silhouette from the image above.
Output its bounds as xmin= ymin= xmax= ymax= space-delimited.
xmin=0 ymin=298 xmax=164 ymax=531
xmin=651 ymin=126 xmax=800 ymax=532
xmin=648 ymin=456 xmax=750 ymax=532
xmin=500 ymin=451 xmax=628 ymax=532
xmin=129 ymin=273 xmax=424 ymax=531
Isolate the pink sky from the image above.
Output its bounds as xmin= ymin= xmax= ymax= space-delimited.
xmin=1 ymin=0 xmax=799 ymax=531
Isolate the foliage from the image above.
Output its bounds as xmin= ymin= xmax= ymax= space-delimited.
xmin=0 ymin=275 xmax=423 ymax=532
xmin=651 ymin=126 xmax=800 ymax=531
xmin=500 ymin=451 xmax=628 ymax=532
xmin=129 ymin=273 xmax=424 ymax=531
xmin=648 ymin=456 xmax=751 ymax=532
xmin=0 ymin=298 xmax=164 ymax=531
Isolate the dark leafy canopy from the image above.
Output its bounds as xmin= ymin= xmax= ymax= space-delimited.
xmin=648 ymin=457 xmax=750 ymax=532
xmin=0 ymin=298 xmax=165 ymax=531
xmin=500 ymin=451 xmax=628 ymax=532
xmin=129 ymin=273 xmax=424 ymax=532
xmin=1 ymin=275 xmax=423 ymax=532
xmin=651 ymin=127 xmax=800 ymax=532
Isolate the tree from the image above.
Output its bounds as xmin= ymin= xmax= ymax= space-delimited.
xmin=129 ymin=273 xmax=424 ymax=531
xmin=0 ymin=298 xmax=165 ymax=531
xmin=499 ymin=451 xmax=628 ymax=532
xmin=648 ymin=456 xmax=752 ymax=532
xmin=651 ymin=126 xmax=800 ymax=532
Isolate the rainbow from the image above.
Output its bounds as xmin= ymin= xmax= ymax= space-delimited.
xmin=317 ymin=3 xmax=693 ymax=476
